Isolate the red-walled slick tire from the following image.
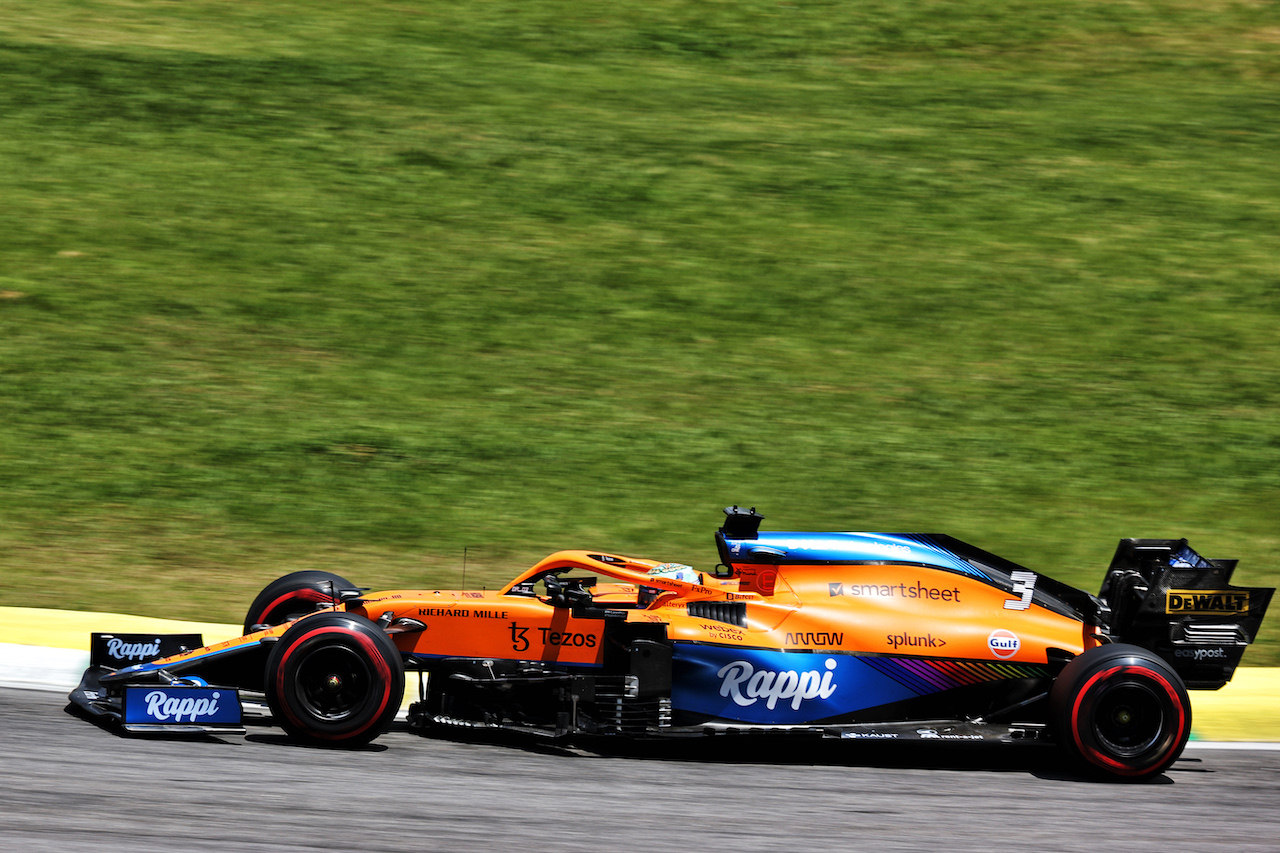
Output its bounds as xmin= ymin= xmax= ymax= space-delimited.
xmin=243 ymin=570 xmax=356 ymax=634
xmin=1050 ymin=644 xmax=1192 ymax=782
xmin=265 ymin=612 xmax=404 ymax=746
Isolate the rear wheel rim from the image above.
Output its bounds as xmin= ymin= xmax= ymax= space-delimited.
xmin=1092 ymin=680 xmax=1165 ymax=758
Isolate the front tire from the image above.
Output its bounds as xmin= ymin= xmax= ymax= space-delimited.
xmin=265 ymin=612 xmax=405 ymax=746
xmin=1050 ymin=644 xmax=1191 ymax=781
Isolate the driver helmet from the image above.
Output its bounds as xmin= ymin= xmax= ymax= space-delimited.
xmin=638 ymin=563 xmax=701 ymax=607
xmin=647 ymin=563 xmax=701 ymax=585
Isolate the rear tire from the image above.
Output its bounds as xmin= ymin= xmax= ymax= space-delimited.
xmin=1050 ymin=644 xmax=1191 ymax=781
xmin=243 ymin=570 xmax=355 ymax=634
xmin=265 ymin=612 xmax=404 ymax=746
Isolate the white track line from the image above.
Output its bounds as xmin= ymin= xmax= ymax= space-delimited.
xmin=0 ymin=643 xmax=87 ymax=691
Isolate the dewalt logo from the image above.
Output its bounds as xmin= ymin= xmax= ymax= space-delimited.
xmin=1165 ymin=589 xmax=1250 ymax=615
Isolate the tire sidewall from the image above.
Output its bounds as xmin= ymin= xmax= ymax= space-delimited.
xmin=1050 ymin=644 xmax=1192 ymax=781
xmin=265 ymin=612 xmax=405 ymax=746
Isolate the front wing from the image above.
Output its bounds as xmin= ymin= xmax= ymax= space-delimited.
xmin=68 ymin=633 xmax=247 ymax=735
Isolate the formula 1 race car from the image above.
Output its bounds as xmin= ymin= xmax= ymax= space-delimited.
xmin=69 ymin=507 xmax=1272 ymax=781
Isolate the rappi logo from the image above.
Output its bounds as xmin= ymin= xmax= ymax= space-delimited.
xmin=987 ymin=629 xmax=1021 ymax=659
xmin=107 ymin=637 xmax=161 ymax=661
xmin=142 ymin=690 xmax=222 ymax=723
xmin=717 ymin=657 xmax=838 ymax=711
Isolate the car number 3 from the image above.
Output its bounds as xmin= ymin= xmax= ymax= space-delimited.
xmin=1004 ymin=571 xmax=1037 ymax=611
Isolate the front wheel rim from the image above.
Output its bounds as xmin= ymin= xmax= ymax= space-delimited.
xmin=293 ymin=643 xmax=372 ymax=722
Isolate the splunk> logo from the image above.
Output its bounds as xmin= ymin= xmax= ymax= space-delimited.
xmin=987 ymin=629 xmax=1021 ymax=659
xmin=142 ymin=690 xmax=222 ymax=722
xmin=106 ymin=638 xmax=161 ymax=661
xmin=717 ymin=658 xmax=838 ymax=711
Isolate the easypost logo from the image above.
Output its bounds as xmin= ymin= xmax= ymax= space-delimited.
xmin=1173 ymin=647 xmax=1229 ymax=661
xmin=987 ymin=629 xmax=1021 ymax=659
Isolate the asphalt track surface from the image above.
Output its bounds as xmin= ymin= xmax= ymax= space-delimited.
xmin=5 ymin=688 xmax=1279 ymax=852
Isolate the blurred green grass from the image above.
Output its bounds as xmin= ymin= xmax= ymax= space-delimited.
xmin=2 ymin=0 xmax=1278 ymax=663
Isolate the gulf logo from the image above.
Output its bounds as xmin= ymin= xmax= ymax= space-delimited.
xmin=987 ymin=629 xmax=1021 ymax=659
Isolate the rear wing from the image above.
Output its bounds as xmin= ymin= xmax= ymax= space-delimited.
xmin=1100 ymin=539 xmax=1273 ymax=689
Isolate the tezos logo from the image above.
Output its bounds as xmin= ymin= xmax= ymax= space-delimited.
xmin=717 ymin=657 xmax=838 ymax=711
xmin=143 ymin=690 xmax=222 ymax=722
xmin=107 ymin=637 xmax=161 ymax=661
xmin=987 ymin=629 xmax=1020 ymax=659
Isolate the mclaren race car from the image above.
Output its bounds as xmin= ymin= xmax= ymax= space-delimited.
xmin=70 ymin=507 xmax=1272 ymax=780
